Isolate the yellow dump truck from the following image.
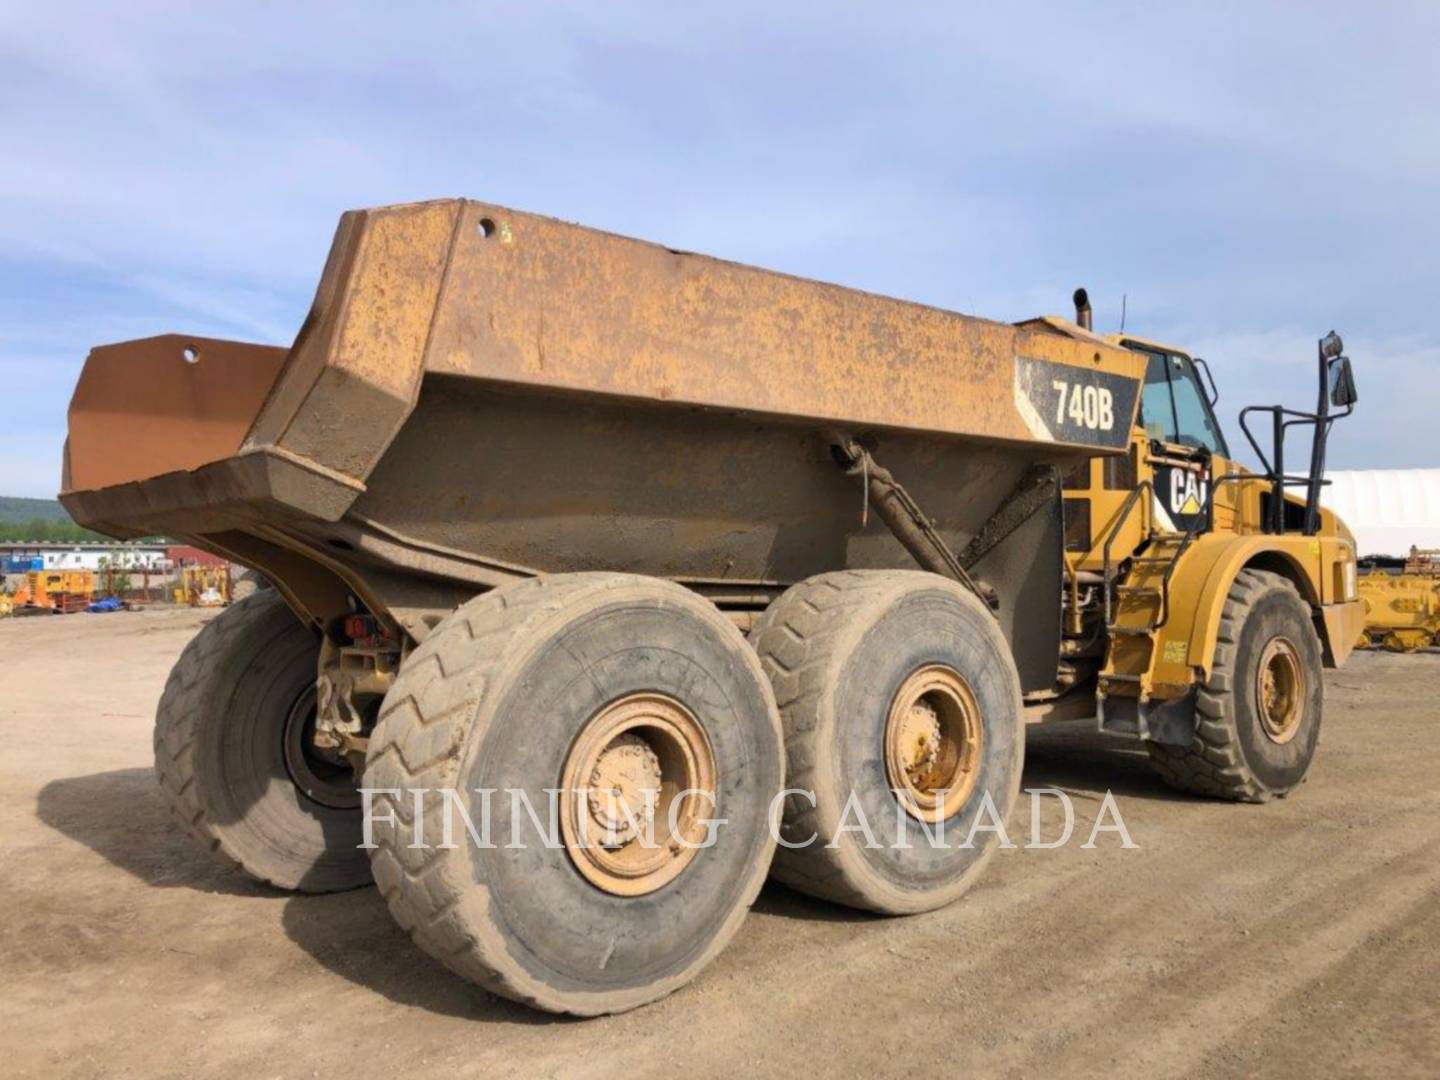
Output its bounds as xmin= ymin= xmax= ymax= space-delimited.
xmin=60 ymin=200 xmax=1364 ymax=1015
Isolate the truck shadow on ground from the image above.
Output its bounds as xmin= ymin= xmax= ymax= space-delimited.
xmin=278 ymin=886 xmax=560 ymax=1025
xmin=34 ymin=767 xmax=553 ymax=1025
xmin=35 ymin=767 xmax=270 ymax=898
xmin=36 ymin=735 xmax=1187 ymax=1022
xmin=1021 ymin=720 xmax=1195 ymax=804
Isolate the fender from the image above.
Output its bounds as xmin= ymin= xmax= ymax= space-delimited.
xmin=1146 ymin=533 xmax=1360 ymax=697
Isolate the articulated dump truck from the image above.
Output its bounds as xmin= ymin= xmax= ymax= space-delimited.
xmin=61 ymin=199 xmax=1366 ymax=1015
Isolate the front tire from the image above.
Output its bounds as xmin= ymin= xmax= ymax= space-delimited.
xmin=364 ymin=574 xmax=784 ymax=1016
xmin=1148 ymin=569 xmax=1324 ymax=802
xmin=153 ymin=591 xmax=369 ymax=892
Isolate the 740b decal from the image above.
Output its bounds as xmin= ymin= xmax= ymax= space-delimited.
xmin=1013 ymin=355 xmax=1139 ymax=450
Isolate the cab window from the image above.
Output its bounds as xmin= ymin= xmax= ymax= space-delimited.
xmin=1133 ymin=346 xmax=1228 ymax=455
xmin=1141 ymin=353 xmax=1175 ymax=442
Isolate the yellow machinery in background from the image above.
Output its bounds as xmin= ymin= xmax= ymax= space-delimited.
xmin=12 ymin=569 xmax=96 ymax=614
xmin=172 ymin=565 xmax=230 ymax=607
xmin=1357 ymin=548 xmax=1440 ymax=652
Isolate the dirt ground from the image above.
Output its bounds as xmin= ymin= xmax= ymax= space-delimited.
xmin=1 ymin=608 xmax=1437 ymax=1079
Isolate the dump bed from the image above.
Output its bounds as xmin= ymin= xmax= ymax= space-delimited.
xmin=61 ymin=199 xmax=1144 ymax=675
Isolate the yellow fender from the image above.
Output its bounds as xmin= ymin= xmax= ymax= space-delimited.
xmin=1147 ymin=533 xmax=1363 ymax=696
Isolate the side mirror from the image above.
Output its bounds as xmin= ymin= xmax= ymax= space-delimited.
xmin=1329 ymin=356 xmax=1357 ymax=407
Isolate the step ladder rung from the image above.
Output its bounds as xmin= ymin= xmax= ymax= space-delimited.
xmin=1101 ymin=672 xmax=1143 ymax=684
xmin=1115 ymin=584 xmax=1161 ymax=596
xmin=1107 ymin=625 xmax=1156 ymax=636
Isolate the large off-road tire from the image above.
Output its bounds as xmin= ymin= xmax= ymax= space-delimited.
xmin=751 ymin=570 xmax=1024 ymax=915
xmin=1148 ymin=569 xmax=1324 ymax=802
xmin=364 ymin=574 xmax=784 ymax=1016
xmin=153 ymin=591 xmax=369 ymax=891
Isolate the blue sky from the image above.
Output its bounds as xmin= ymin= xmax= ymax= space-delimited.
xmin=3 ymin=2 xmax=1437 ymax=497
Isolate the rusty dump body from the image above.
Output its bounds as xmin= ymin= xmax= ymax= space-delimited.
xmin=62 ymin=198 xmax=1144 ymax=689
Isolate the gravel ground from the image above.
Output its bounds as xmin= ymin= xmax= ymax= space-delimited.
xmin=1 ymin=607 xmax=1436 ymax=1078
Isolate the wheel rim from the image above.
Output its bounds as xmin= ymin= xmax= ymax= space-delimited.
xmin=281 ymin=686 xmax=361 ymax=810
xmin=1256 ymin=636 xmax=1305 ymax=745
xmin=884 ymin=664 xmax=983 ymax=823
xmin=559 ymin=693 xmax=718 ymax=897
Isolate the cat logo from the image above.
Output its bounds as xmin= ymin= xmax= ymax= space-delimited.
xmin=1171 ymin=469 xmax=1207 ymax=516
xmin=1152 ymin=463 xmax=1211 ymax=533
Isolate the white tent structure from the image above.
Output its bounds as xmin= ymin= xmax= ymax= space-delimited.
xmin=1321 ymin=469 xmax=1440 ymax=558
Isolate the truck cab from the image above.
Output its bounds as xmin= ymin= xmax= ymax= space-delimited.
xmin=1052 ymin=305 xmax=1365 ymax=769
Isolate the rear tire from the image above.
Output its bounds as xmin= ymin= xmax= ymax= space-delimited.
xmin=751 ymin=570 xmax=1024 ymax=915
xmin=153 ymin=591 xmax=369 ymax=892
xmin=1148 ymin=569 xmax=1324 ymax=802
xmin=364 ymin=574 xmax=784 ymax=1016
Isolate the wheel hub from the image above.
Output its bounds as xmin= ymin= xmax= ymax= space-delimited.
xmin=896 ymin=698 xmax=943 ymax=785
xmin=586 ymin=733 xmax=663 ymax=848
xmin=1257 ymin=636 xmax=1305 ymax=745
xmin=281 ymin=686 xmax=361 ymax=810
xmin=560 ymin=693 xmax=717 ymax=896
xmin=884 ymin=665 xmax=983 ymax=823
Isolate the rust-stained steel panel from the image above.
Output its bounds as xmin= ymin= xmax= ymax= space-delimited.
xmin=424 ymin=201 xmax=1143 ymax=452
xmin=65 ymin=335 xmax=287 ymax=493
xmin=243 ymin=200 xmax=459 ymax=482
xmin=60 ymin=198 xmax=1145 ymax=666
xmin=64 ymin=199 xmax=1144 ymax=504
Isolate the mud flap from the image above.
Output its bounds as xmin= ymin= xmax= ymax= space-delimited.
xmin=1098 ymin=689 xmax=1198 ymax=747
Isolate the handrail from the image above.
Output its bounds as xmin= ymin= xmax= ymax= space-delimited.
xmin=1098 ymin=435 xmax=1342 ymax=673
xmin=1238 ymin=360 xmax=1354 ymax=536
xmin=1100 ymin=467 xmax=1227 ymax=639
xmin=1100 ymin=480 xmax=1152 ymax=626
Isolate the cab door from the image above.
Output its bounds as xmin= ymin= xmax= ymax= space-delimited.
xmin=1129 ymin=345 xmax=1230 ymax=536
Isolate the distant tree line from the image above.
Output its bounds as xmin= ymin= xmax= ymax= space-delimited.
xmin=0 ymin=518 xmax=107 ymax=543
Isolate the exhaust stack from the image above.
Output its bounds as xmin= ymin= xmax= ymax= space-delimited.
xmin=1073 ymin=288 xmax=1093 ymax=331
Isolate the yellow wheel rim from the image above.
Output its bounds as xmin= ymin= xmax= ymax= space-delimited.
xmin=884 ymin=665 xmax=984 ymax=823
xmin=559 ymin=693 xmax=717 ymax=896
xmin=1257 ymin=636 xmax=1305 ymax=745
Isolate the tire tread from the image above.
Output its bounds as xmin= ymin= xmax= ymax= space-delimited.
xmin=365 ymin=573 xmax=780 ymax=1015
xmin=1146 ymin=568 xmax=1316 ymax=803
xmin=752 ymin=569 xmax=1018 ymax=911
xmin=153 ymin=593 xmax=298 ymax=887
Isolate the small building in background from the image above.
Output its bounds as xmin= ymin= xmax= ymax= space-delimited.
xmin=1322 ymin=469 xmax=1440 ymax=559
xmin=165 ymin=544 xmax=228 ymax=568
xmin=1 ymin=540 xmax=171 ymax=573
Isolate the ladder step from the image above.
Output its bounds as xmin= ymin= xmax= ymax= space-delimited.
xmin=1108 ymin=625 xmax=1155 ymax=636
xmin=1101 ymin=672 xmax=1143 ymax=684
xmin=1115 ymin=584 xmax=1161 ymax=596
